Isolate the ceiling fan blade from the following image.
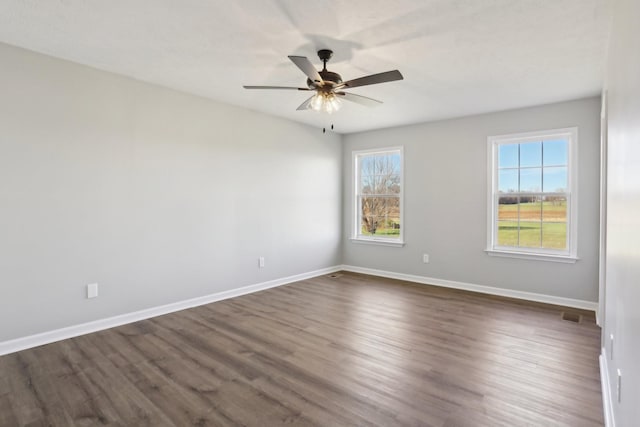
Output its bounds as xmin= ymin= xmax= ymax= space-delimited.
xmin=296 ymin=96 xmax=315 ymax=111
xmin=288 ymin=56 xmax=323 ymax=85
xmin=335 ymin=92 xmax=383 ymax=107
xmin=243 ymin=85 xmax=310 ymax=90
xmin=339 ymin=70 xmax=403 ymax=89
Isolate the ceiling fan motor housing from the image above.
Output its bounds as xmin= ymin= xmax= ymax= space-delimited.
xmin=306 ymin=49 xmax=342 ymax=89
xmin=307 ymin=70 xmax=343 ymax=89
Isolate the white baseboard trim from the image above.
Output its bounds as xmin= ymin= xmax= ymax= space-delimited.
xmin=600 ymin=349 xmax=615 ymax=427
xmin=0 ymin=265 xmax=342 ymax=356
xmin=340 ymin=265 xmax=598 ymax=311
xmin=1 ymin=264 xmax=597 ymax=356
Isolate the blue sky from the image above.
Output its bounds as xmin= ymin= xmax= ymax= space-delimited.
xmin=359 ymin=152 xmax=401 ymax=176
xmin=359 ymin=152 xmax=402 ymax=193
xmin=498 ymin=139 xmax=568 ymax=193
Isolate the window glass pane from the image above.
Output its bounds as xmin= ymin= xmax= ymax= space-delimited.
xmin=497 ymin=221 xmax=518 ymax=246
xmin=376 ymin=174 xmax=400 ymax=194
xmin=542 ymin=222 xmax=567 ymax=249
xmin=542 ymin=196 xmax=567 ymax=222
xmin=361 ymin=175 xmax=375 ymax=194
xmin=387 ymin=196 xmax=400 ymax=217
xmin=491 ymin=131 xmax=573 ymax=256
xmin=361 ymin=196 xmax=381 ymax=223
xmin=374 ymin=176 xmax=385 ymax=194
xmin=360 ymin=196 xmax=401 ymax=238
xmin=379 ymin=197 xmax=389 ymax=225
xmin=374 ymin=155 xmax=386 ymax=175
xmin=387 ymin=152 xmax=401 ymax=174
xmin=520 ymin=142 xmax=542 ymax=167
xmin=361 ymin=218 xmax=379 ymax=235
xmin=518 ymin=197 xmax=542 ymax=221
xmin=520 ymin=168 xmax=541 ymax=192
xmin=518 ymin=221 xmax=541 ymax=247
xmin=380 ymin=197 xmax=400 ymax=237
xmin=374 ymin=154 xmax=399 ymax=175
xmin=361 ymin=209 xmax=379 ymax=234
xmin=543 ymin=167 xmax=567 ymax=192
xmin=498 ymin=144 xmax=518 ymax=168
xmin=388 ymin=174 xmax=401 ymax=194
xmin=355 ymin=149 xmax=402 ymax=241
xmin=543 ymin=139 xmax=568 ymax=166
xmin=498 ymin=169 xmax=518 ymax=193
xmin=498 ymin=196 xmax=519 ymax=221
xmin=359 ymin=156 xmax=375 ymax=175
xmin=370 ymin=155 xmax=380 ymax=174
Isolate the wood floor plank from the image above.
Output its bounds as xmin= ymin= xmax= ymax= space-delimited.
xmin=0 ymin=272 xmax=604 ymax=426
xmin=0 ymin=393 xmax=20 ymax=427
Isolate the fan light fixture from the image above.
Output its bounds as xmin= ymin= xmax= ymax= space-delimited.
xmin=309 ymin=92 xmax=342 ymax=113
xmin=243 ymin=49 xmax=403 ymax=114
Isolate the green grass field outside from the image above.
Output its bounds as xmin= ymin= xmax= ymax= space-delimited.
xmin=497 ymin=221 xmax=566 ymax=249
xmin=497 ymin=201 xmax=567 ymax=249
xmin=359 ymin=202 xmax=568 ymax=245
xmin=360 ymin=226 xmax=400 ymax=237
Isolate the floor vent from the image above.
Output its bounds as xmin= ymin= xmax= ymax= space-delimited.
xmin=327 ymin=273 xmax=343 ymax=279
xmin=561 ymin=312 xmax=582 ymax=323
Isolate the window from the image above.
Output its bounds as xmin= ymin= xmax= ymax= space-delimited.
xmin=487 ymin=128 xmax=578 ymax=262
xmin=352 ymin=147 xmax=404 ymax=246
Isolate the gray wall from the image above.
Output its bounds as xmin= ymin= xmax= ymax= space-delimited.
xmin=0 ymin=43 xmax=342 ymax=342
xmin=603 ymin=0 xmax=640 ymax=424
xmin=0 ymin=40 xmax=603 ymax=348
xmin=342 ymin=97 xmax=601 ymax=302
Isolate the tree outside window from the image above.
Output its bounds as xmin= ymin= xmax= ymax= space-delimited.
xmin=354 ymin=148 xmax=403 ymax=243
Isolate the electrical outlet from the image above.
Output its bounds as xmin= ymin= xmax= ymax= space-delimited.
xmin=617 ymin=369 xmax=622 ymax=402
xmin=610 ymin=334 xmax=614 ymax=360
xmin=423 ymin=254 xmax=429 ymax=263
xmin=259 ymin=257 xmax=265 ymax=268
xmin=87 ymin=283 xmax=98 ymax=299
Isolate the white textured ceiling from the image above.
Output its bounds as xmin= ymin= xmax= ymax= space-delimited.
xmin=0 ymin=0 xmax=610 ymax=133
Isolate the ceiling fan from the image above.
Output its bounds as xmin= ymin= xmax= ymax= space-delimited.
xmin=243 ymin=49 xmax=403 ymax=114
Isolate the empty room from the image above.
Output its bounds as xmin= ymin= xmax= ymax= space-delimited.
xmin=0 ymin=1 xmax=638 ymax=426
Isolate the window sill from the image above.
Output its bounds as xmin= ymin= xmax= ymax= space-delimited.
xmin=350 ymin=238 xmax=405 ymax=248
xmin=485 ymin=249 xmax=578 ymax=264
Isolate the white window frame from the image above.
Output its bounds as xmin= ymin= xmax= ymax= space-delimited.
xmin=351 ymin=147 xmax=405 ymax=247
xmin=486 ymin=128 xmax=578 ymax=263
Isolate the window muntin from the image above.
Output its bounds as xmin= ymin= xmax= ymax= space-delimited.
xmin=353 ymin=148 xmax=403 ymax=243
xmin=488 ymin=129 xmax=577 ymax=260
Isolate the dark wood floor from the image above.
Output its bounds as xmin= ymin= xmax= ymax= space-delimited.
xmin=0 ymin=272 xmax=603 ymax=426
